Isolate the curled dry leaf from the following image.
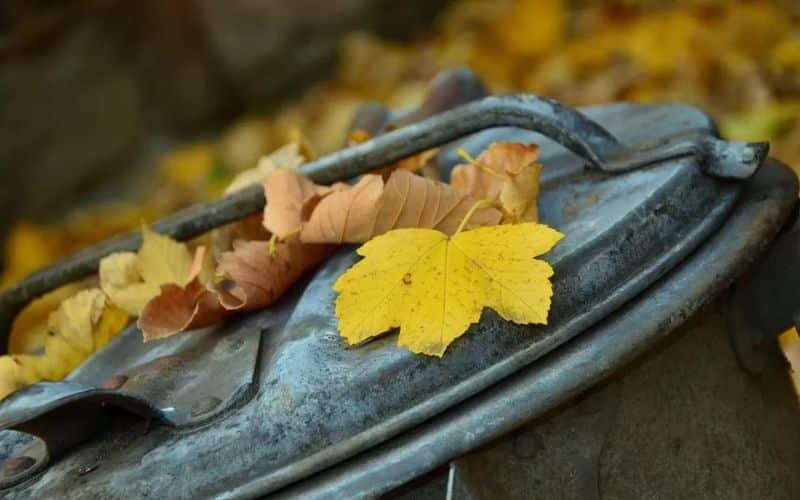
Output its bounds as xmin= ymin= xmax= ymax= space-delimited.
xmin=0 ymin=289 xmax=130 ymax=399
xmin=41 ymin=288 xmax=130 ymax=380
xmin=138 ymin=247 xmax=225 ymax=342
xmin=262 ymin=169 xmax=348 ymax=239
xmin=212 ymin=213 xmax=271 ymax=258
xmin=334 ymin=223 xmax=563 ymax=356
xmin=138 ymin=236 xmax=334 ymax=341
xmin=100 ymin=226 xmax=194 ymax=315
xmin=301 ymin=169 xmax=501 ymax=244
xmin=213 ymin=235 xmax=335 ymax=312
xmin=214 ymin=141 xmax=306 ymax=254
xmin=8 ymin=283 xmax=83 ymax=355
xmin=138 ymin=280 xmax=224 ymax=342
xmin=451 ymin=142 xmax=542 ymax=222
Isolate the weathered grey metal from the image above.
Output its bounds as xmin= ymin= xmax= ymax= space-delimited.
xmin=0 ymin=323 xmax=261 ymax=424
xmin=0 ymin=432 xmax=48 ymax=490
xmin=0 ymin=323 xmax=262 ymax=486
xmin=0 ymin=100 xmax=775 ymax=498
xmin=0 ymin=94 xmax=766 ymax=354
xmin=275 ymin=159 xmax=798 ymax=500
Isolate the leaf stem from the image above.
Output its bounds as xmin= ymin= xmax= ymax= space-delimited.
xmin=268 ymin=227 xmax=302 ymax=257
xmin=456 ymin=148 xmax=510 ymax=181
xmin=455 ymin=199 xmax=501 ymax=234
xmin=456 ymin=148 xmax=476 ymax=164
xmin=268 ymin=234 xmax=279 ymax=257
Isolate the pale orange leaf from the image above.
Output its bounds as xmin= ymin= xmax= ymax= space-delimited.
xmin=451 ymin=142 xmax=542 ymax=222
xmin=301 ymin=169 xmax=501 ymax=244
xmin=213 ymin=236 xmax=336 ymax=312
xmin=262 ymin=169 xmax=348 ymax=239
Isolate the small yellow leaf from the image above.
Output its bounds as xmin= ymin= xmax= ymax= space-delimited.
xmin=2 ymin=289 xmax=132 ymax=388
xmin=137 ymin=226 xmax=194 ymax=287
xmin=39 ymin=289 xmax=129 ymax=380
xmin=100 ymin=226 xmax=195 ymax=316
xmin=334 ymin=223 xmax=563 ymax=357
xmin=94 ymin=304 xmax=132 ymax=350
xmin=7 ymin=284 xmax=82 ymax=354
xmin=0 ymin=355 xmax=42 ymax=400
xmin=46 ymin=288 xmax=106 ymax=355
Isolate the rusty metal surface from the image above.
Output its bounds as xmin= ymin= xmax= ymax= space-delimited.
xmin=277 ymin=159 xmax=797 ymax=500
xmin=0 ymin=93 xmax=765 ymax=353
xmin=0 ymin=100 xmax=762 ymax=498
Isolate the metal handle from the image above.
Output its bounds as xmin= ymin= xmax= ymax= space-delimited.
xmin=0 ymin=94 xmax=764 ymax=352
xmin=0 ymin=94 xmax=623 ymax=351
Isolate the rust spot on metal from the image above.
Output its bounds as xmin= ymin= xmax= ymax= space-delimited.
xmin=1 ymin=456 xmax=35 ymax=477
xmin=102 ymin=374 xmax=129 ymax=390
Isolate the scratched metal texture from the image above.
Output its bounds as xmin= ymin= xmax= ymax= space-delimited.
xmin=4 ymin=102 xmax=759 ymax=498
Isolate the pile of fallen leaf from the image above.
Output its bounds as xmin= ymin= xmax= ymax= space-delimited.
xmin=0 ymin=141 xmax=563 ymax=398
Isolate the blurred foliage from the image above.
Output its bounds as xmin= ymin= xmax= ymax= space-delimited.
xmin=3 ymin=0 xmax=799 ymax=353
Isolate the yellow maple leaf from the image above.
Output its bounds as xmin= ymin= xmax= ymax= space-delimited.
xmin=334 ymin=222 xmax=563 ymax=356
xmin=0 ymin=355 xmax=42 ymax=400
xmin=0 ymin=289 xmax=129 ymax=399
xmin=40 ymin=289 xmax=129 ymax=380
xmin=99 ymin=225 xmax=194 ymax=316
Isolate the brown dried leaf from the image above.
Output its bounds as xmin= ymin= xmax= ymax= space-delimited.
xmin=301 ymin=169 xmax=501 ymax=244
xmin=214 ymin=141 xmax=308 ymax=253
xmin=99 ymin=226 xmax=194 ymax=316
xmin=138 ymin=280 xmax=225 ymax=342
xmin=451 ymin=142 xmax=542 ymax=222
xmin=262 ymin=169 xmax=348 ymax=239
xmin=211 ymin=213 xmax=270 ymax=257
xmin=299 ymin=174 xmax=385 ymax=244
xmin=213 ymin=236 xmax=335 ymax=312
xmin=138 ymin=247 xmax=226 ymax=342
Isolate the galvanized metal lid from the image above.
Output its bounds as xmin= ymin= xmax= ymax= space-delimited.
xmin=0 ymin=90 xmax=791 ymax=498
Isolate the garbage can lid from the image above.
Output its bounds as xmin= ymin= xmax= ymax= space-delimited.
xmin=0 ymin=93 xmax=793 ymax=498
